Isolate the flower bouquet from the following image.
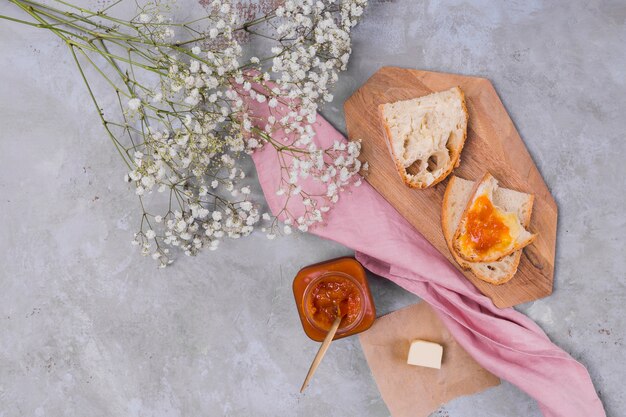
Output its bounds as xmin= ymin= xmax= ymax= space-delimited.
xmin=1 ymin=0 xmax=368 ymax=266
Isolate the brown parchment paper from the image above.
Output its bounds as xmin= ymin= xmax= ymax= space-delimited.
xmin=359 ymin=302 xmax=500 ymax=417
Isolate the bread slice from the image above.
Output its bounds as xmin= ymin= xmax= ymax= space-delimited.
xmin=379 ymin=87 xmax=468 ymax=188
xmin=442 ymin=175 xmax=534 ymax=284
xmin=452 ymin=172 xmax=537 ymax=263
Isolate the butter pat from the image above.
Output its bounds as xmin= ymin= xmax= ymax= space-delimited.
xmin=407 ymin=340 xmax=443 ymax=369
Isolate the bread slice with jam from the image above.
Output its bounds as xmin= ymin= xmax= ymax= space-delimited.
xmin=451 ymin=172 xmax=536 ymax=264
xmin=442 ymin=175 xmax=535 ymax=285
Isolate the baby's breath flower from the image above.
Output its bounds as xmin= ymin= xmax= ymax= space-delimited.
xmin=11 ymin=0 xmax=369 ymax=265
xmin=128 ymin=98 xmax=141 ymax=111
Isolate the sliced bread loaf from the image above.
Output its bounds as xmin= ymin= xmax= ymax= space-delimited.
xmin=452 ymin=172 xmax=536 ymax=263
xmin=442 ymin=175 xmax=534 ymax=284
xmin=379 ymin=87 xmax=468 ymax=188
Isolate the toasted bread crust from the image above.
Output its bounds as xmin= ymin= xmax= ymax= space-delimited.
xmin=441 ymin=176 xmax=468 ymax=265
xmin=379 ymin=87 xmax=468 ymax=189
xmin=475 ymin=258 xmax=519 ymax=284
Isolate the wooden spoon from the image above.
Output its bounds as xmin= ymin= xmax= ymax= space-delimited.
xmin=300 ymin=312 xmax=343 ymax=393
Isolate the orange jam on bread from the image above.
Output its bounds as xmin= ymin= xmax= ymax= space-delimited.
xmin=459 ymin=194 xmax=514 ymax=256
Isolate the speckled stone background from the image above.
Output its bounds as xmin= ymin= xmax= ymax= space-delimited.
xmin=1 ymin=0 xmax=624 ymax=416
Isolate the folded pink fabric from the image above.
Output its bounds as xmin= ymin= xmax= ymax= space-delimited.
xmin=247 ymin=99 xmax=605 ymax=416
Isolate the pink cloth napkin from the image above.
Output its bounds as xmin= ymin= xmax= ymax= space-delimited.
xmin=246 ymin=96 xmax=605 ymax=416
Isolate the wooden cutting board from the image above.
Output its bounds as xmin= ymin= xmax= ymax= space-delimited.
xmin=344 ymin=67 xmax=557 ymax=308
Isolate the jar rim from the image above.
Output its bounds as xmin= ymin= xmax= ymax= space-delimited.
xmin=301 ymin=271 xmax=366 ymax=335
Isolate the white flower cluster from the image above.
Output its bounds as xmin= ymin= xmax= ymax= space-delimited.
xmin=271 ymin=0 xmax=367 ymax=115
xmin=118 ymin=0 xmax=368 ymax=266
xmin=134 ymin=7 xmax=175 ymax=41
xmin=237 ymin=79 xmax=367 ymax=234
xmin=267 ymin=139 xmax=366 ymax=235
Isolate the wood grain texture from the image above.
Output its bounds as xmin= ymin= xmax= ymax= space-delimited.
xmin=344 ymin=67 xmax=557 ymax=308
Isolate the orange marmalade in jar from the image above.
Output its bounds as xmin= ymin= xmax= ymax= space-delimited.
xmin=293 ymin=257 xmax=376 ymax=342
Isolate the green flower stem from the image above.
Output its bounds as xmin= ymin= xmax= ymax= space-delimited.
xmin=77 ymin=44 xmax=132 ymax=98
xmin=16 ymin=0 xmax=236 ymax=52
xmin=7 ymin=1 xmax=169 ymax=76
xmin=173 ymin=11 xmax=277 ymax=47
xmin=0 ymin=13 xmax=43 ymax=27
xmin=5 ymin=0 xmax=242 ymax=80
xmin=9 ymin=0 xmax=74 ymax=40
xmin=9 ymin=0 xmax=133 ymax=170
xmin=68 ymin=45 xmax=132 ymax=169
xmin=19 ymin=0 xmax=140 ymax=42
xmin=251 ymin=127 xmax=311 ymax=155
xmin=7 ymin=0 xmax=194 ymax=56
xmin=53 ymin=0 xmax=224 ymax=30
xmin=22 ymin=0 xmax=136 ymax=30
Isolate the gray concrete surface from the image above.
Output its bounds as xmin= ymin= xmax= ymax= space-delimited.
xmin=1 ymin=0 xmax=625 ymax=416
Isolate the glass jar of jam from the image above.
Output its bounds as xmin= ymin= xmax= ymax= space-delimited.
xmin=293 ymin=257 xmax=376 ymax=342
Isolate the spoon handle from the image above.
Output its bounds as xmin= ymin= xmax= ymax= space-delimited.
xmin=300 ymin=314 xmax=343 ymax=393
